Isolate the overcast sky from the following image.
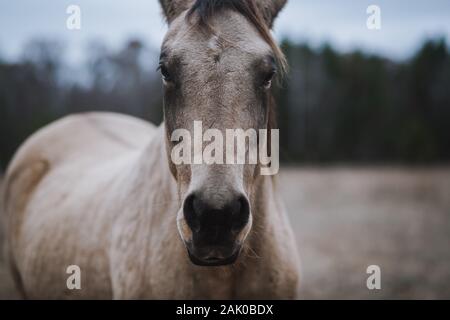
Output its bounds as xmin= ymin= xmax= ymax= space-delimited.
xmin=1 ymin=0 xmax=449 ymax=64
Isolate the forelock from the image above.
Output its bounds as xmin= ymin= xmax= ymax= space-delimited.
xmin=186 ymin=0 xmax=287 ymax=77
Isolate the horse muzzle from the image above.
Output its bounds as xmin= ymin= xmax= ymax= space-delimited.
xmin=181 ymin=191 xmax=251 ymax=267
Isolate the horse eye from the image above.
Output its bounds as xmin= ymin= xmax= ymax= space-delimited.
xmin=158 ymin=64 xmax=172 ymax=83
xmin=262 ymin=71 xmax=276 ymax=89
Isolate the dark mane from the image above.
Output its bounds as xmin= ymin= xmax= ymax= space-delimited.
xmin=187 ymin=0 xmax=287 ymax=77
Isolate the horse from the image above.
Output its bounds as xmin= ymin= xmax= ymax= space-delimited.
xmin=2 ymin=0 xmax=300 ymax=299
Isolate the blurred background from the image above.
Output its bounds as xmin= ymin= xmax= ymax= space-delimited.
xmin=1 ymin=0 xmax=450 ymax=299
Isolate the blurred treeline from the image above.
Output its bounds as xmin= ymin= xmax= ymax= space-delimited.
xmin=1 ymin=38 xmax=449 ymax=170
xmin=277 ymin=38 xmax=450 ymax=164
xmin=0 ymin=39 xmax=163 ymax=171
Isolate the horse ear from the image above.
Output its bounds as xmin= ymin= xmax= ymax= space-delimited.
xmin=159 ymin=0 xmax=194 ymax=23
xmin=257 ymin=0 xmax=288 ymax=28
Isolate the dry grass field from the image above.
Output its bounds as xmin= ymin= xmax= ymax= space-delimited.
xmin=1 ymin=167 xmax=450 ymax=299
xmin=280 ymin=167 xmax=450 ymax=299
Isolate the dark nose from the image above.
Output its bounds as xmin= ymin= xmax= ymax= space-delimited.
xmin=183 ymin=193 xmax=250 ymax=246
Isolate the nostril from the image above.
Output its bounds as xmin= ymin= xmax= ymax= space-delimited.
xmin=230 ymin=198 xmax=241 ymax=216
xmin=232 ymin=196 xmax=250 ymax=231
xmin=184 ymin=193 xmax=250 ymax=234
xmin=183 ymin=194 xmax=201 ymax=233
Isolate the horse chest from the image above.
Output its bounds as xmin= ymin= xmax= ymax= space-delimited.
xmin=193 ymin=271 xmax=235 ymax=300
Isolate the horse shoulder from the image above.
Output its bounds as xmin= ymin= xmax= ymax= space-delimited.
xmin=3 ymin=112 xmax=157 ymax=298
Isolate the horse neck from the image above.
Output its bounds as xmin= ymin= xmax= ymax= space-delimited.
xmin=129 ymin=125 xmax=179 ymax=223
xmin=249 ymin=174 xmax=277 ymax=239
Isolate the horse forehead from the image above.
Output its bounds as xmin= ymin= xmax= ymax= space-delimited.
xmin=164 ymin=10 xmax=271 ymax=60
